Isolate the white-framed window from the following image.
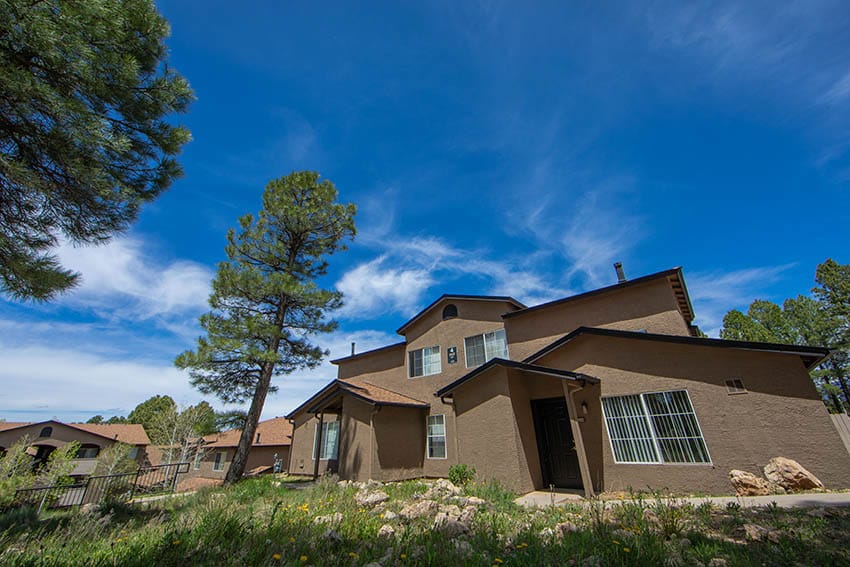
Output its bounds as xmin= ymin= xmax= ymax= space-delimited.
xmin=312 ymin=421 xmax=339 ymax=460
xmin=464 ymin=329 xmax=508 ymax=367
xmin=601 ymin=390 xmax=710 ymax=464
xmin=408 ymin=346 xmax=441 ymax=378
xmin=212 ymin=451 xmax=227 ymax=471
xmin=193 ymin=450 xmax=203 ymax=470
xmin=426 ymin=415 xmax=447 ymax=459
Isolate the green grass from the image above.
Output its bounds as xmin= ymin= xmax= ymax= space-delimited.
xmin=0 ymin=476 xmax=848 ymax=566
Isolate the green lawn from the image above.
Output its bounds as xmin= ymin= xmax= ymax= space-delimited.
xmin=0 ymin=476 xmax=848 ymax=566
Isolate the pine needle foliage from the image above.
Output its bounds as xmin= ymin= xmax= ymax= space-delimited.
xmin=0 ymin=0 xmax=193 ymax=300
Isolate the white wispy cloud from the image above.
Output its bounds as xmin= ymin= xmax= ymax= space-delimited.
xmin=57 ymin=237 xmax=213 ymax=324
xmin=336 ymin=255 xmax=435 ymax=318
xmin=686 ymin=264 xmax=795 ymax=336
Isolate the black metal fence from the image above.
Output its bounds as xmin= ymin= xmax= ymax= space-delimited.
xmin=14 ymin=462 xmax=190 ymax=512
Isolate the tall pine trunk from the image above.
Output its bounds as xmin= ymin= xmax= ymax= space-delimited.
xmin=224 ymin=303 xmax=287 ymax=484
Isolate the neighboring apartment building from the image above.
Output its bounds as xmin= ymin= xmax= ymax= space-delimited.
xmin=287 ymin=267 xmax=850 ymax=496
xmin=0 ymin=420 xmax=151 ymax=478
xmin=188 ymin=417 xmax=292 ymax=481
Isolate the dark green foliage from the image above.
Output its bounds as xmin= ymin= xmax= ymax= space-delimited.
xmin=448 ymin=463 xmax=476 ymax=486
xmin=721 ymin=259 xmax=850 ymax=412
xmin=176 ymin=171 xmax=356 ymax=482
xmin=0 ymin=0 xmax=193 ymax=301
xmin=128 ymin=395 xmax=177 ymax=435
xmin=85 ymin=415 xmax=104 ymax=424
xmin=214 ymin=409 xmax=248 ymax=432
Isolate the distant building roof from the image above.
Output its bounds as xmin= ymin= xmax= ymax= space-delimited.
xmin=0 ymin=420 xmax=150 ymax=445
xmin=205 ymin=417 xmax=293 ymax=448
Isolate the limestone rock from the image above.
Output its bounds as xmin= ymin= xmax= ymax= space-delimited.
xmin=382 ymin=510 xmax=398 ymax=521
xmin=399 ymin=499 xmax=439 ymax=521
xmin=729 ymin=470 xmax=773 ymax=496
xmin=323 ymin=528 xmax=342 ymax=544
xmin=313 ymin=512 xmax=344 ymax=525
xmin=763 ymin=457 xmax=824 ymax=492
xmin=453 ymin=540 xmax=473 ymax=557
xmin=433 ymin=517 xmax=469 ymax=537
xmin=355 ymin=490 xmax=390 ymax=508
xmin=377 ymin=524 xmax=395 ymax=538
xmin=458 ymin=505 xmax=477 ymax=525
xmin=707 ymin=560 xmax=728 ymax=567
xmin=742 ymin=523 xmax=781 ymax=543
xmin=423 ymin=478 xmax=460 ymax=500
xmin=555 ymin=521 xmax=579 ymax=537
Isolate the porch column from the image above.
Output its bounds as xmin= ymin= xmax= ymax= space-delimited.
xmin=312 ymin=412 xmax=324 ymax=480
xmin=561 ymin=382 xmax=594 ymax=497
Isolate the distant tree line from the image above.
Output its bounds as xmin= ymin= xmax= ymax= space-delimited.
xmin=721 ymin=259 xmax=850 ymax=413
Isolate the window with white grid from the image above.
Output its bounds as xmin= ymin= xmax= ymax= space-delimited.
xmin=427 ymin=415 xmax=447 ymax=459
xmin=602 ymin=390 xmax=710 ymax=464
xmin=408 ymin=346 xmax=441 ymax=377
xmin=464 ymin=329 xmax=508 ymax=367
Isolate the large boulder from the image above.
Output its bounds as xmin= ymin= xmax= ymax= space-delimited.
xmin=399 ymin=499 xmax=439 ymax=521
xmin=355 ymin=489 xmax=390 ymax=508
xmin=763 ymin=457 xmax=824 ymax=492
xmin=729 ymin=470 xmax=775 ymax=496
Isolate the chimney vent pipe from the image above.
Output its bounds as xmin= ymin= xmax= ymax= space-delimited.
xmin=351 ymin=342 xmax=356 ymax=356
xmin=614 ymin=262 xmax=627 ymax=283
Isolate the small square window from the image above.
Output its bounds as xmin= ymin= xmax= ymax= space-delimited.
xmin=725 ymin=379 xmax=747 ymax=394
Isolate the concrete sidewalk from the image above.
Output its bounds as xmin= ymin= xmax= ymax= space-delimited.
xmin=515 ymin=490 xmax=850 ymax=509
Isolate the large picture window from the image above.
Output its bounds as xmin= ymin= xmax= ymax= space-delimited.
xmin=426 ymin=415 xmax=447 ymax=459
xmin=409 ymin=346 xmax=441 ymax=378
xmin=313 ymin=421 xmax=339 ymax=460
xmin=464 ymin=329 xmax=508 ymax=367
xmin=602 ymin=390 xmax=710 ymax=464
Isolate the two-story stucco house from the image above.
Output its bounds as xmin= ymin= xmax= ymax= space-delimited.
xmin=286 ymin=267 xmax=850 ymax=496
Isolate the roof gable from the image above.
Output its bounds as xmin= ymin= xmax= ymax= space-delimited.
xmin=0 ymin=420 xmax=150 ymax=445
xmin=435 ymin=358 xmax=599 ymax=398
xmin=285 ymin=379 xmax=429 ymax=419
xmin=503 ymin=267 xmax=695 ymax=324
xmin=396 ymin=294 xmax=525 ymax=336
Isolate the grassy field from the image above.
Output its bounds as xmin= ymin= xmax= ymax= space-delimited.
xmin=0 ymin=476 xmax=848 ymax=566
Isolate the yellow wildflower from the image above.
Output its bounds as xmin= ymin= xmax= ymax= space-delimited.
xmin=290 ymin=537 xmax=296 ymax=543
xmin=172 ymin=540 xmax=180 ymax=545
xmin=494 ymin=559 xmax=503 ymax=564
xmin=272 ymin=553 xmax=282 ymax=560
xmin=400 ymin=554 xmax=407 ymax=560
xmin=300 ymin=555 xmax=308 ymax=562
xmin=348 ymin=552 xmax=358 ymax=559
xmin=623 ymin=548 xmax=631 ymax=553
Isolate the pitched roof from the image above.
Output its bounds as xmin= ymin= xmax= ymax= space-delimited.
xmin=396 ymin=294 xmax=526 ymax=336
xmin=285 ymin=379 xmax=429 ymax=418
xmin=0 ymin=420 xmax=150 ymax=445
xmin=524 ymin=327 xmax=831 ymax=370
xmin=435 ymin=358 xmax=599 ymax=398
xmin=205 ymin=417 xmax=293 ymax=448
xmin=67 ymin=423 xmax=151 ymax=445
xmin=330 ymin=341 xmax=406 ymax=365
xmin=503 ymin=267 xmax=695 ymax=324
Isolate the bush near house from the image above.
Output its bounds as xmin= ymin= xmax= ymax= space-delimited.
xmin=0 ymin=477 xmax=848 ymax=565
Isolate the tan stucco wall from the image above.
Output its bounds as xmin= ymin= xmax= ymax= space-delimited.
xmin=537 ymin=335 xmax=850 ymax=494
xmin=506 ymin=278 xmax=691 ymax=360
xmin=338 ymin=396 xmax=373 ymax=481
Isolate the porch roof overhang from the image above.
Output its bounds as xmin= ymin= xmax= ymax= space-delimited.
xmin=435 ymin=358 xmax=600 ymax=399
xmin=524 ymin=327 xmax=831 ymax=370
xmin=285 ymin=379 xmax=429 ymax=419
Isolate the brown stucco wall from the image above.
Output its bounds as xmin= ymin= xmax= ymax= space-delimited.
xmin=453 ymin=366 xmax=529 ymax=491
xmin=537 ymin=335 xmax=850 ymax=494
xmin=287 ymin=413 xmax=340 ymax=477
xmin=372 ymin=405 xmax=426 ymax=481
xmin=338 ymin=396 xmax=373 ymax=481
xmin=506 ymin=278 xmax=691 ymax=360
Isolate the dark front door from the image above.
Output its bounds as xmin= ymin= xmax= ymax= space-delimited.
xmin=532 ymin=398 xmax=582 ymax=489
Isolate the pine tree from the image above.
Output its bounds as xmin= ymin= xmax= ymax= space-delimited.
xmin=176 ymin=171 xmax=356 ymax=482
xmin=0 ymin=0 xmax=192 ymax=300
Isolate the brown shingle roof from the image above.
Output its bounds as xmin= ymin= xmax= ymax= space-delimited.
xmin=0 ymin=421 xmax=150 ymax=445
xmin=205 ymin=417 xmax=293 ymax=448
xmin=69 ymin=423 xmax=151 ymax=445
xmin=338 ymin=379 xmax=429 ymax=408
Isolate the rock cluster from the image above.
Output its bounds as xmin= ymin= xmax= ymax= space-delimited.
xmin=729 ymin=457 xmax=824 ymax=496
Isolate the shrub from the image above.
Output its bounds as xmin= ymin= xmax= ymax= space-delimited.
xmin=448 ymin=463 xmax=476 ymax=486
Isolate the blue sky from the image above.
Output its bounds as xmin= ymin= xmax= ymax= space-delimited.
xmin=2 ymin=1 xmax=849 ymax=423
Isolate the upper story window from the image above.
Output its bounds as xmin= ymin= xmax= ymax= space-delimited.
xmin=442 ymin=304 xmax=458 ymax=320
xmin=39 ymin=426 xmax=52 ymax=438
xmin=76 ymin=444 xmax=100 ymax=459
xmin=464 ymin=329 xmax=508 ymax=367
xmin=409 ymin=346 xmax=441 ymax=378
